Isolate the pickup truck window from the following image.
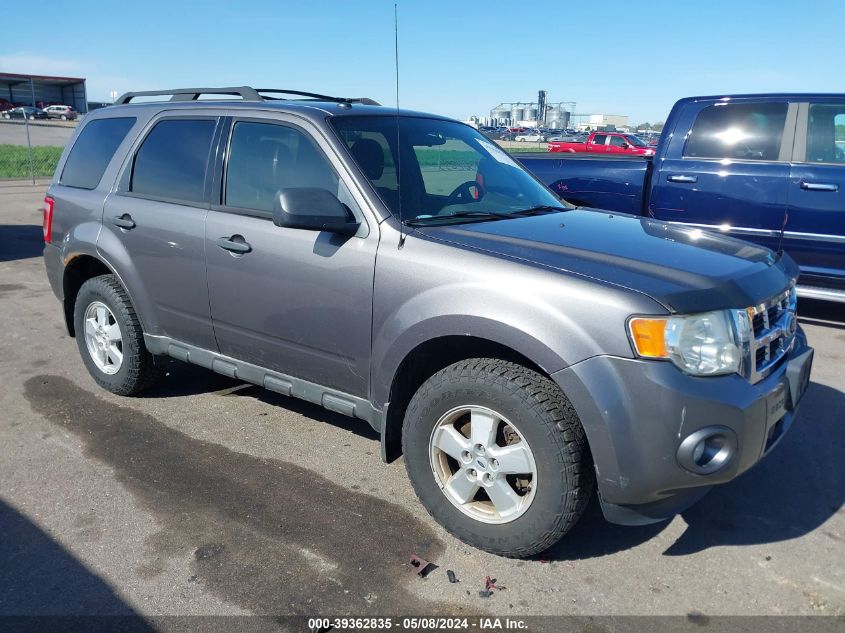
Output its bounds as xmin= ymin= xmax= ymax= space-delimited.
xmin=684 ymin=102 xmax=787 ymax=161
xmin=609 ymin=136 xmax=627 ymax=147
xmin=131 ymin=119 xmax=216 ymax=204
xmin=224 ymin=121 xmax=341 ymax=213
xmin=591 ymin=134 xmax=607 ymax=145
xmin=806 ymin=104 xmax=845 ymax=164
xmin=331 ymin=116 xmax=565 ymax=224
xmin=60 ymin=117 xmax=136 ymax=190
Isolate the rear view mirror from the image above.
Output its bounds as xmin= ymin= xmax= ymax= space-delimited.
xmin=272 ymin=188 xmax=360 ymax=236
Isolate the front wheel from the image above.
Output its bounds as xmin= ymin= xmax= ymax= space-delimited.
xmin=402 ymin=359 xmax=594 ymax=557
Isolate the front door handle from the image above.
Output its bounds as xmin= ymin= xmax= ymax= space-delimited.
xmin=667 ymin=174 xmax=698 ymax=183
xmin=216 ymin=235 xmax=252 ymax=254
xmin=800 ymin=181 xmax=839 ymax=192
xmin=112 ymin=214 xmax=136 ymax=230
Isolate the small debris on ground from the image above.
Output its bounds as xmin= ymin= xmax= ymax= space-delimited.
xmin=447 ymin=569 xmax=459 ymax=583
xmin=479 ymin=575 xmax=505 ymax=598
xmin=409 ymin=553 xmax=437 ymax=578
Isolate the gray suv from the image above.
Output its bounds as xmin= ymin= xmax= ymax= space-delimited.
xmin=42 ymin=87 xmax=814 ymax=557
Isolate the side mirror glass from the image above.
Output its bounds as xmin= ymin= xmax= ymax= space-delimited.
xmin=272 ymin=188 xmax=360 ymax=236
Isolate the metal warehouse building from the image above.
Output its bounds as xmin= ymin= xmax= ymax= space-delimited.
xmin=0 ymin=72 xmax=88 ymax=113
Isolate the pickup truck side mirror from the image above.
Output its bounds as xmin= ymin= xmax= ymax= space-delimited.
xmin=620 ymin=142 xmax=630 ymax=149
xmin=272 ymin=188 xmax=360 ymax=236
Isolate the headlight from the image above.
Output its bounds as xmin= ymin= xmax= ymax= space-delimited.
xmin=628 ymin=310 xmax=742 ymax=376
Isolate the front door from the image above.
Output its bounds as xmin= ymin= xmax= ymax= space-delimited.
xmin=205 ymin=117 xmax=378 ymax=397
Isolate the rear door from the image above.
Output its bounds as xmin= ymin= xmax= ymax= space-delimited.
xmin=587 ymin=133 xmax=608 ymax=153
xmin=101 ymin=112 xmax=221 ymax=350
xmin=649 ymin=100 xmax=795 ymax=253
xmin=786 ymin=101 xmax=845 ymax=287
xmin=204 ymin=114 xmax=378 ymax=397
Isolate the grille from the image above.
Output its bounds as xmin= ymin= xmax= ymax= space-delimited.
xmin=739 ymin=286 xmax=797 ymax=383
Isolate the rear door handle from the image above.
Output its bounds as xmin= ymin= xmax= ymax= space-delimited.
xmin=800 ymin=181 xmax=839 ymax=192
xmin=667 ymin=174 xmax=698 ymax=183
xmin=112 ymin=214 xmax=136 ymax=230
xmin=216 ymin=235 xmax=252 ymax=254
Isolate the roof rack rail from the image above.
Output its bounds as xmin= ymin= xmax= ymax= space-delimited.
xmin=256 ymin=89 xmax=380 ymax=106
xmin=113 ymin=86 xmax=380 ymax=106
xmin=114 ymin=86 xmax=262 ymax=104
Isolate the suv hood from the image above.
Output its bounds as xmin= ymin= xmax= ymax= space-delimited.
xmin=417 ymin=209 xmax=797 ymax=313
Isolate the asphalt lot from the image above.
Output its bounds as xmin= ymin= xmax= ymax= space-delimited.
xmin=0 ymin=120 xmax=77 ymax=147
xmin=0 ymin=180 xmax=843 ymax=621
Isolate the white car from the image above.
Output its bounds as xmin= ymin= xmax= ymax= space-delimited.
xmin=514 ymin=131 xmax=546 ymax=142
xmin=43 ymin=105 xmax=77 ymax=121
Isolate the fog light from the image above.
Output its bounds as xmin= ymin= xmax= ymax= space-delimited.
xmin=677 ymin=426 xmax=737 ymax=474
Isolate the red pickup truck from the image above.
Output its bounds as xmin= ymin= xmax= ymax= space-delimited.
xmin=548 ymin=131 xmax=656 ymax=156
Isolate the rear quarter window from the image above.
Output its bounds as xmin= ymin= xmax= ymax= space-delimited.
xmin=60 ymin=117 xmax=136 ymax=189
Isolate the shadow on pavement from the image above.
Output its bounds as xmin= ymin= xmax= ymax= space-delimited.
xmin=0 ymin=224 xmax=43 ymax=262
xmin=545 ymin=380 xmax=845 ymax=560
xmin=798 ymin=298 xmax=845 ymax=329
xmin=140 ymin=359 xmax=380 ymax=442
xmin=0 ymin=497 xmax=154 ymax=628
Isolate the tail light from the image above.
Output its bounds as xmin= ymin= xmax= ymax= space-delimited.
xmin=43 ymin=196 xmax=54 ymax=243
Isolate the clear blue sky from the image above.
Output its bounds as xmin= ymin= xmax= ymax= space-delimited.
xmin=2 ymin=0 xmax=842 ymax=123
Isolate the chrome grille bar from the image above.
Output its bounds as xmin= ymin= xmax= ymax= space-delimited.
xmin=734 ymin=284 xmax=797 ymax=384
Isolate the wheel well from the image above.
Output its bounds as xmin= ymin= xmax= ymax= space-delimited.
xmin=62 ymin=255 xmax=111 ymax=337
xmin=382 ymin=336 xmax=546 ymax=462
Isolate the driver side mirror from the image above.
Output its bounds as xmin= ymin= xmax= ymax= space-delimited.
xmin=272 ymin=188 xmax=360 ymax=236
xmin=620 ymin=142 xmax=630 ymax=149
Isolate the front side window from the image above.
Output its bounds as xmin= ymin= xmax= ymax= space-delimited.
xmin=224 ymin=121 xmax=341 ymax=213
xmin=684 ymin=102 xmax=787 ymax=161
xmin=131 ymin=119 xmax=216 ymax=203
xmin=806 ymin=104 xmax=845 ymax=164
xmin=609 ymin=135 xmax=628 ymax=147
xmin=60 ymin=117 xmax=136 ymax=189
xmin=332 ymin=115 xmax=567 ymax=225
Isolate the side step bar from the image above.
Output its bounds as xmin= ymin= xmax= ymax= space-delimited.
xmin=797 ymin=285 xmax=845 ymax=303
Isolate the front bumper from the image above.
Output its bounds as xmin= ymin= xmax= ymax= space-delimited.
xmin=552 ymin=328 xmax=813 ymax=525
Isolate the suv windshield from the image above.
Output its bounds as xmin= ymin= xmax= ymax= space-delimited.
xmin=331 ymin=116 xmax=568 ymax=225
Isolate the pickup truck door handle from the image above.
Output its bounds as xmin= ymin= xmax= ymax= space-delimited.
xmin=111 ymin=214 xmax=136 ymax=230
xmin=216 ymin=235 xmax=252 ymax=254
xmin=667 ymin=174 xmax=698 ymax=183
xmin=800 ymin=181 xmax=839 ymax=192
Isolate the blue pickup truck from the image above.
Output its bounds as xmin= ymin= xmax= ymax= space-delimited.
xmin=520 ymin=94 xmax=845 ymax=302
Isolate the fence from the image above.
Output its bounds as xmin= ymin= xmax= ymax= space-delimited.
xmin=0 ymin=118 xmax=75 ymax=182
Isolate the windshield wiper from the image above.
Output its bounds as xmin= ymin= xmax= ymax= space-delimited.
xmin=511 ymin=205 xmax=569 ymax=216
xmin=404 ymin=210 xmax=516 ymax=226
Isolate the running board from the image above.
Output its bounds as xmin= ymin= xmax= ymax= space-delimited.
xmin=143 ymin=334 xmax=382 ymax=431
xmin=796 ymin=285 xmax=845 ymax=303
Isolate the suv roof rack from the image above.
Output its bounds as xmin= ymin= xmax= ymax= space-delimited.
xmin=114 ymin=86 xmax=380 ymax=106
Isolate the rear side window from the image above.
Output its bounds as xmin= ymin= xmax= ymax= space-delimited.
xmin=60 ymin=117 xmax=136 ymax=189
xmin=684 ymin=103 xmax=787 ymax=161
xmin=591 ymin=134 xmax=607 ymax=145
xmin=131 ymin=119 xmax=216 ymax=204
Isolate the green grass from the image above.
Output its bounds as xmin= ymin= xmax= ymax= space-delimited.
xmin=503 ymin=146 xmax=547 ymax=153
xmin=0 ymin=144 xmax=63 ymax=179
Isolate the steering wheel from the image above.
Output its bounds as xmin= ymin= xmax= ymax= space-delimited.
xmin=445 ymin=180 xmax=486 ymax=206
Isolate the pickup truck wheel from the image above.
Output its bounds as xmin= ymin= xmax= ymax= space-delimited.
xmin=402 ymin=358 xmax=594 ymax=558
xmin=73 ymin=274 xmax=161 ymax=396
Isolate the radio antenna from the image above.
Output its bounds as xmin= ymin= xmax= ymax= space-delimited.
xmin=394 ymin=3 xmax=406 ymax=248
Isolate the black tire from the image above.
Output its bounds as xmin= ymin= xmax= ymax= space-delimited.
xmin=73 ymin=274 xmax=161 ymax=396
xmin=402 ymin=358 xmax=594 ymax=558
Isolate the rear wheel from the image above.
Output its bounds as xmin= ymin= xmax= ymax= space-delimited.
xmin=74 ymin=274 xmax=161 ymax=395
xmin=403 ymin=358 xmax=594 ymax=557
